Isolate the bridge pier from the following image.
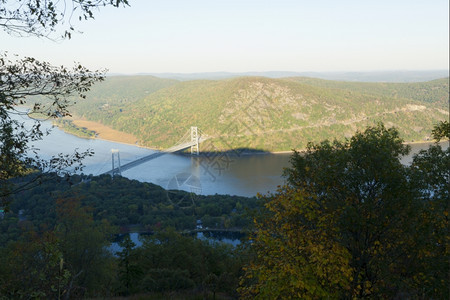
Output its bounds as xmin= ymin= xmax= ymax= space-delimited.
xmin=190 ymin=126 xmax=199 ymax=155
xmin=111 ymin=149 xmax=121 ymax=177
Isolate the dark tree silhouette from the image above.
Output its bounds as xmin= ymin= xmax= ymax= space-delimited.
xmin=1 ymin=0 xmax=129 ymax=207
xmin=0 ymin=0 xmax=129 ymax=38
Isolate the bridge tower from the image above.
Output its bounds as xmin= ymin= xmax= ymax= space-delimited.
xmin=111 ymin=149 xmax=121 ymax=177
xmin=190 ymin=126 xmax=199 ymax=155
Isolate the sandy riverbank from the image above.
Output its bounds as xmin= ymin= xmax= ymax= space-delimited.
xmin=71 ymin=119 xmax=140 ymax=145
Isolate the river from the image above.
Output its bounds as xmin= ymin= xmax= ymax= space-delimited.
xmin=18 ymin=113 xmax=444 ymax=197
xmin=108 ymin=231 xmax=244 ymax=255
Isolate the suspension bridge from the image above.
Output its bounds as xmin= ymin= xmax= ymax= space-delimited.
xmin=102 ymin=127 xmax=205 ymax=177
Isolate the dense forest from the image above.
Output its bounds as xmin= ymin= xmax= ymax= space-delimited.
xmin=56 ymin=75 xmax=449 ymax=151
xmin=3 ymin=173 xmax=256 ymax=240
xmin=240 ymin=123 xmax=449 ymax=299
xmin=285 ymin=77 xmax=449 ymax=108
xmin=1 ymin=174 xmax=255 ymax=298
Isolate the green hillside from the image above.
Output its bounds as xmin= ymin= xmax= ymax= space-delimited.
xmin=71 ymin=75 xmax=179 ymax=116
xmin=285 ymin=77 xmax=449 ymax=108
xmin=69 ymin=76 xmax=448 ymax=152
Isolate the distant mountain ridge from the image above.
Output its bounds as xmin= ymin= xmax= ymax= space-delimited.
xmin=130 ymin=70 xmax=449 ymax=82
xmin=66 ymin=75 xmax=449 ymax=152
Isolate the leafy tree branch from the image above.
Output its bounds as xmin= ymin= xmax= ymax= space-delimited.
xmin=0 ymin=0 xmax=129 ymax=39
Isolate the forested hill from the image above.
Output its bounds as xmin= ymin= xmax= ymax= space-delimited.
xmin=285 ymin=77 xmax=449 ymax=108
xmin=72 ymin=75 xmax=178 ymax=111
xmin=68 ymin=76 xmax=448 ymax=152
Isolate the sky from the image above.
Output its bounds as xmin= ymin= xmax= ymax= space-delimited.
xmin=1 ymin=0 xmax=449 ymax=74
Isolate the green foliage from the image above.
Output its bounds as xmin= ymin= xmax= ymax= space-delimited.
xmin=407 ymin=133 xmax=449 ymax=298
xmin=4 ymin=174 xmax=256 ymax=235
xmin=0 ymin=174 xmax=252 ymax=298
xmin=0 ymin=0 xmax=129 ymax=38
xmin=286 ymin=76 xmax=449 ymax=108
xmin=431 ymin=120 xmax=450 ymax=141
xmin=1 ymin=52 xmax=99 ymax=208
xmin=117 ymin=234 xmax=140 ymax=295
xmin=55 ymin=196 xmax=116 ymax=298
xmin=65 ymin=75 xmax=179 ymax=126
xmin=0 ymin=195 xmax=114 ymax=298
xmin=241 ymin=124 xmax=448 ymax=299
xmin=0 ymin=231 xmax=70 ymax=299
xmin=239 ymin=187 xmax=352 ymax=299
xmin=124 ymin=229 xmax=243 ymax=297
xmin=1 ymin=0 xmax=129 ymax=208
xmin=55 ymin=119 xmax=96 ymax=138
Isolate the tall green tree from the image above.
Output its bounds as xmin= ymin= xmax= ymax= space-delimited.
xmin=241 ymin=124 xmax=443 ymax=298
xmin=117 ymin=234 xmax=140 ymax=296
xmin=55 ymin=196 xmax=115 ymax=298
xmin=285 ymin=124 xmax=418 ymax=297
xmin=407 ymin=121 xmax=449 ymax=298
xmin=239 ymin=187 xmax=352 ymax=299
xmin=0 ymin=231 xmax=71 ymax=299
xmin=430 ymin=120 xmax=450 ymax=142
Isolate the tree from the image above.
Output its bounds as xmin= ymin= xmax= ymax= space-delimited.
xmin=117 ymin=234 xmax=140 ymax=296
xmin=239 ymin=187 xmax=352 ymax=299
xmin=0 ymin=230 xmax=71 ymax=299
xmin=55 ymin=195 xmax=115 ymax=298
xmin=0 ymin=195 xmax=115 ymax=298
xmin=1 ymin=0 xmax=129 ymax=39
xmin=240 ymin=124 xmax=441 ymax=298
xmin=1 ymin=0 xmax=129 ymax=208
xmin=1 ymin=53 xmax=100 ymax=207
xmin=407 ymin=120 xmax=449 ymax=298
xmin=430 ymin=120 xmax=450 ymax=142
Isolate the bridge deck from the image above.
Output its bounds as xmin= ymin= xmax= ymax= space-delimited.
xmin=102 ymin=138 xmax=205 ymax=176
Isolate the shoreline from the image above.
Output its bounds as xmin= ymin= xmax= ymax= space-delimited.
xmin=68 ymin=118 xmax=161 ymax=151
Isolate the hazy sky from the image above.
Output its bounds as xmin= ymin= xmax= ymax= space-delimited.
xmin=1 ymin=0 xmax=449 ymax=74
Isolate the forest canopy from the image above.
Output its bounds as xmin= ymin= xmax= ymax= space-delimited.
xmin=240 ymin=122 xmax=449 ymax=299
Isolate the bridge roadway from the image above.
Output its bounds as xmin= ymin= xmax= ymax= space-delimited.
xmin=102 ymin=138 xmax=205 ymax=176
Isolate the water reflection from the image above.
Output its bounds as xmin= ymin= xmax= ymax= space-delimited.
xmin=108 ymin=231 xmax=244 ymax=255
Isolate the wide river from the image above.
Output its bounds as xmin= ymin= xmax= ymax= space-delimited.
xmin=23 ymin=115 xmax=442 ymax=197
